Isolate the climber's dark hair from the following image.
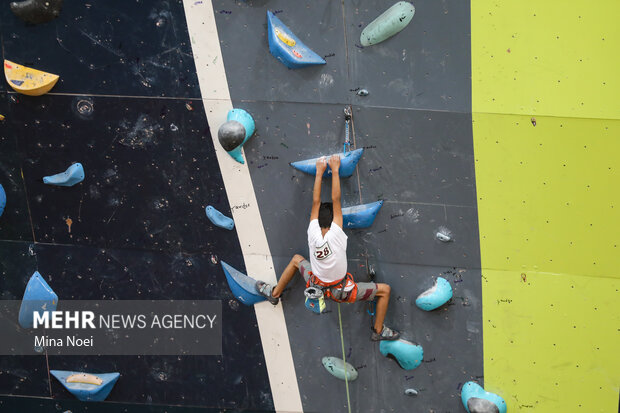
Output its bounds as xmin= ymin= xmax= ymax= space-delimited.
xmin=318 ymin=202 xmax=333 ymax=228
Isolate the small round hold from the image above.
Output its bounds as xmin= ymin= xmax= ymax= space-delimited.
xmin=76 ymin=99 xmax=94 ymax=117
xmin=405 ymin=388 xmax=418 ymax=396
xmin=436 ymin=226 xmax=453 ymax=242
xmin=228 ymin=299 xmax=240 ymax=311
xmin=218 ymin=120 xmax=246 ymax=151
xmin=357 ymin=88 xmax=369 ymax=96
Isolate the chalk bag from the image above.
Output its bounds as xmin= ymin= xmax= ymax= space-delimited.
xmin=304 ymin=286 xmax=327 ymax=314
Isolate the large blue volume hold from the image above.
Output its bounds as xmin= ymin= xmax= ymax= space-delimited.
xmin=342 ymin=200 xmax=383 ymax=229
xmin=221 ymin=261 xmax=267 ymax=306
xmin=379 ymin=339 xmax=423 ymax=370
xmin=42 ymin=163 xmax=85 ymax=187
xmin=50 ymin=370 xmax=120 ymax=402
xmin=415 ymin=277 xmax=453 ymax=311
xmin=225 ymin=108 xmax=255 ymax=164
xmin=18 ymin=271 xmax=58 ymax=328
xmin=0 ymin=183 xmax=6 ymax=217
xmin=267 ymin=11 xmax=326 ymax=69
xmin=290 ymin=148 xmax=364 ymax=178
xmin=205 ymin=205 xmax=235 ymax=230
xmin=461 ymin=381 xmax=507 ymax=413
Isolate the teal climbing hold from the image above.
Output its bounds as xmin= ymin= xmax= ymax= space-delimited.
xmin=415 ymin=277 xmax=453 ymax=311
xmin=221 ymin=261 xmax=267 ymax=306
xmin=0 ymin=183 xmax=6 ymax=217
xmin=321 ymin=356 xmax=358 ymax=381
xmin=267 ymin=11 xmax=326 ymax=69
xmin=18 ymin=271 xmax=58 ymax=328
xmin=50 ymin=370 xmax=120 ymax=402
xmin=461 ymin=381 xmax=507 ymax=413
xmin=42 ymin=163 xmax=84 ymax=187
xmin=379 ymin=339 xmax=423 ymax=370
xmin=290 ymin=148 xmax=364 ymax=178
xmin=205 ymin=205 xmax=234 ymax=230
xmin=342 ymin=200 xmax=383 ymax=229
xmin=224 ymin=108 xmax=255 ymax=164
xmin=360 ymin=2 xmax=416 ymax=47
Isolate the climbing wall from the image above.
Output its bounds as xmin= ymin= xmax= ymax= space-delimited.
xmin=0 ymin=1 xmax=274 ymax=411
xmin=213 ymin=0 xmax=482 ymax=412
xmin=1 ymin=0 xmax=617 ymax=412
xmin=472 ymin=1 xmax=620 ymax=411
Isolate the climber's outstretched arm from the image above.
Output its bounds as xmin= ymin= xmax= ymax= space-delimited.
xmin=310 ymin=157 xmax=327 ymax=221
xmin=328 ymin=155 xmax=342 ymax=228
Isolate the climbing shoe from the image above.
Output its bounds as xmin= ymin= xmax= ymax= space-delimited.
xmin=371 ymin=325 xmax=400 ymax=341
xmin=255 ymin=281 xmax=279 ymax=305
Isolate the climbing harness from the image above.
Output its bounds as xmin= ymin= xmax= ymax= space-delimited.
xmin=304 ymin=271 xmax=358 ymax=314
xmin=343 ymin=105 xmax=352 ymax=153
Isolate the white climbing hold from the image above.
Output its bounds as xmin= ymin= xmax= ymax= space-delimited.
xmin=436 ymin=226 xmax=453 ymax=242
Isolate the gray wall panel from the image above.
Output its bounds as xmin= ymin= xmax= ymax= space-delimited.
xmin=218 ymin=0 xmax=480 ymax=411
xmin=213 ymin=0 xmax=349 ymax=105
xmin=345 ymin=0 xmax=472 ymax=112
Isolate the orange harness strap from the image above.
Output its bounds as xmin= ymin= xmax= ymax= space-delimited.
xmin=306 ymin=272 xmax=358 ymax=303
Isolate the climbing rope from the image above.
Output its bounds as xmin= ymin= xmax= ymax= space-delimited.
xmin=337 ymin=303 xmax=352 ymax=413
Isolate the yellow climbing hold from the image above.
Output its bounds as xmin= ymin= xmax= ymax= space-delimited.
xmin=66 ymin=373 xmax=103 ymax=386
xmin=4 ymin=60 xmax=59 ymax=96
xmin=274 ymin=28 xmax=296 ymax=47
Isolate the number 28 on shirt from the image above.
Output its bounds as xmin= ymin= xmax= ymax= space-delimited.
xmin=314 ymin=241 xmax=333 ymax=260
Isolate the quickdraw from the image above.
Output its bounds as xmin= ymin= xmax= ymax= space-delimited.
xmin=343 ymin=106 xmax=352 ymax=154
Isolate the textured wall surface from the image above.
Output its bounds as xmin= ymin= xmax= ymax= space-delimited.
xmin=1 ymin=0 xmax=617 ymax=412
xmin=214 ymin=0 xmax=481 ymax=412
xmin=472 ymin=1 xmax=620 ymax=411
xmin=0 ymin=1 xmax=273 ymax=411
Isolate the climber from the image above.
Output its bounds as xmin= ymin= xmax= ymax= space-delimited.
xmin=256 ymin=155 xmax=400 ymax=341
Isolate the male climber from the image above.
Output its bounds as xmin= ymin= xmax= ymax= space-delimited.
xmin=256 ymin=155 xmax=399 ymax=341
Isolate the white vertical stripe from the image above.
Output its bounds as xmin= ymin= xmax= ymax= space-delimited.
xmin=182 ymin=2 xmax=303 ymax=412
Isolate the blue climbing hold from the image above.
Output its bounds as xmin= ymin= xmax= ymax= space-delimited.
xmin=267 ymin=11 xmax=326 ymax=69
xmin=290 ymin=148 xmax=364 ymax=178
xmin=461 ymin=381 xmax=507 ymax=413
xmin=42 ymin=163 xmax=85 ymax=187
xmin=50 ymin=370 xmax=120 ymax=402
xmin=415 ymin=277 xmax=453 ymax=311
xmin=379 ymin=339 xmax=423 ymax=370
xmin=342 ymin=200 xmax=383 ymax=229
xmin=221 ymin=261 xmax=267 ymax=306
xmin=205 ymin=205 xmax=234 ymax=230
xmin=0 ymin=183 xmax=6 ymax=217
xmin=18 ymin=271 xmax=58 ymax=328
xmin=225 ymin=108 xmax=255 ymax=164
